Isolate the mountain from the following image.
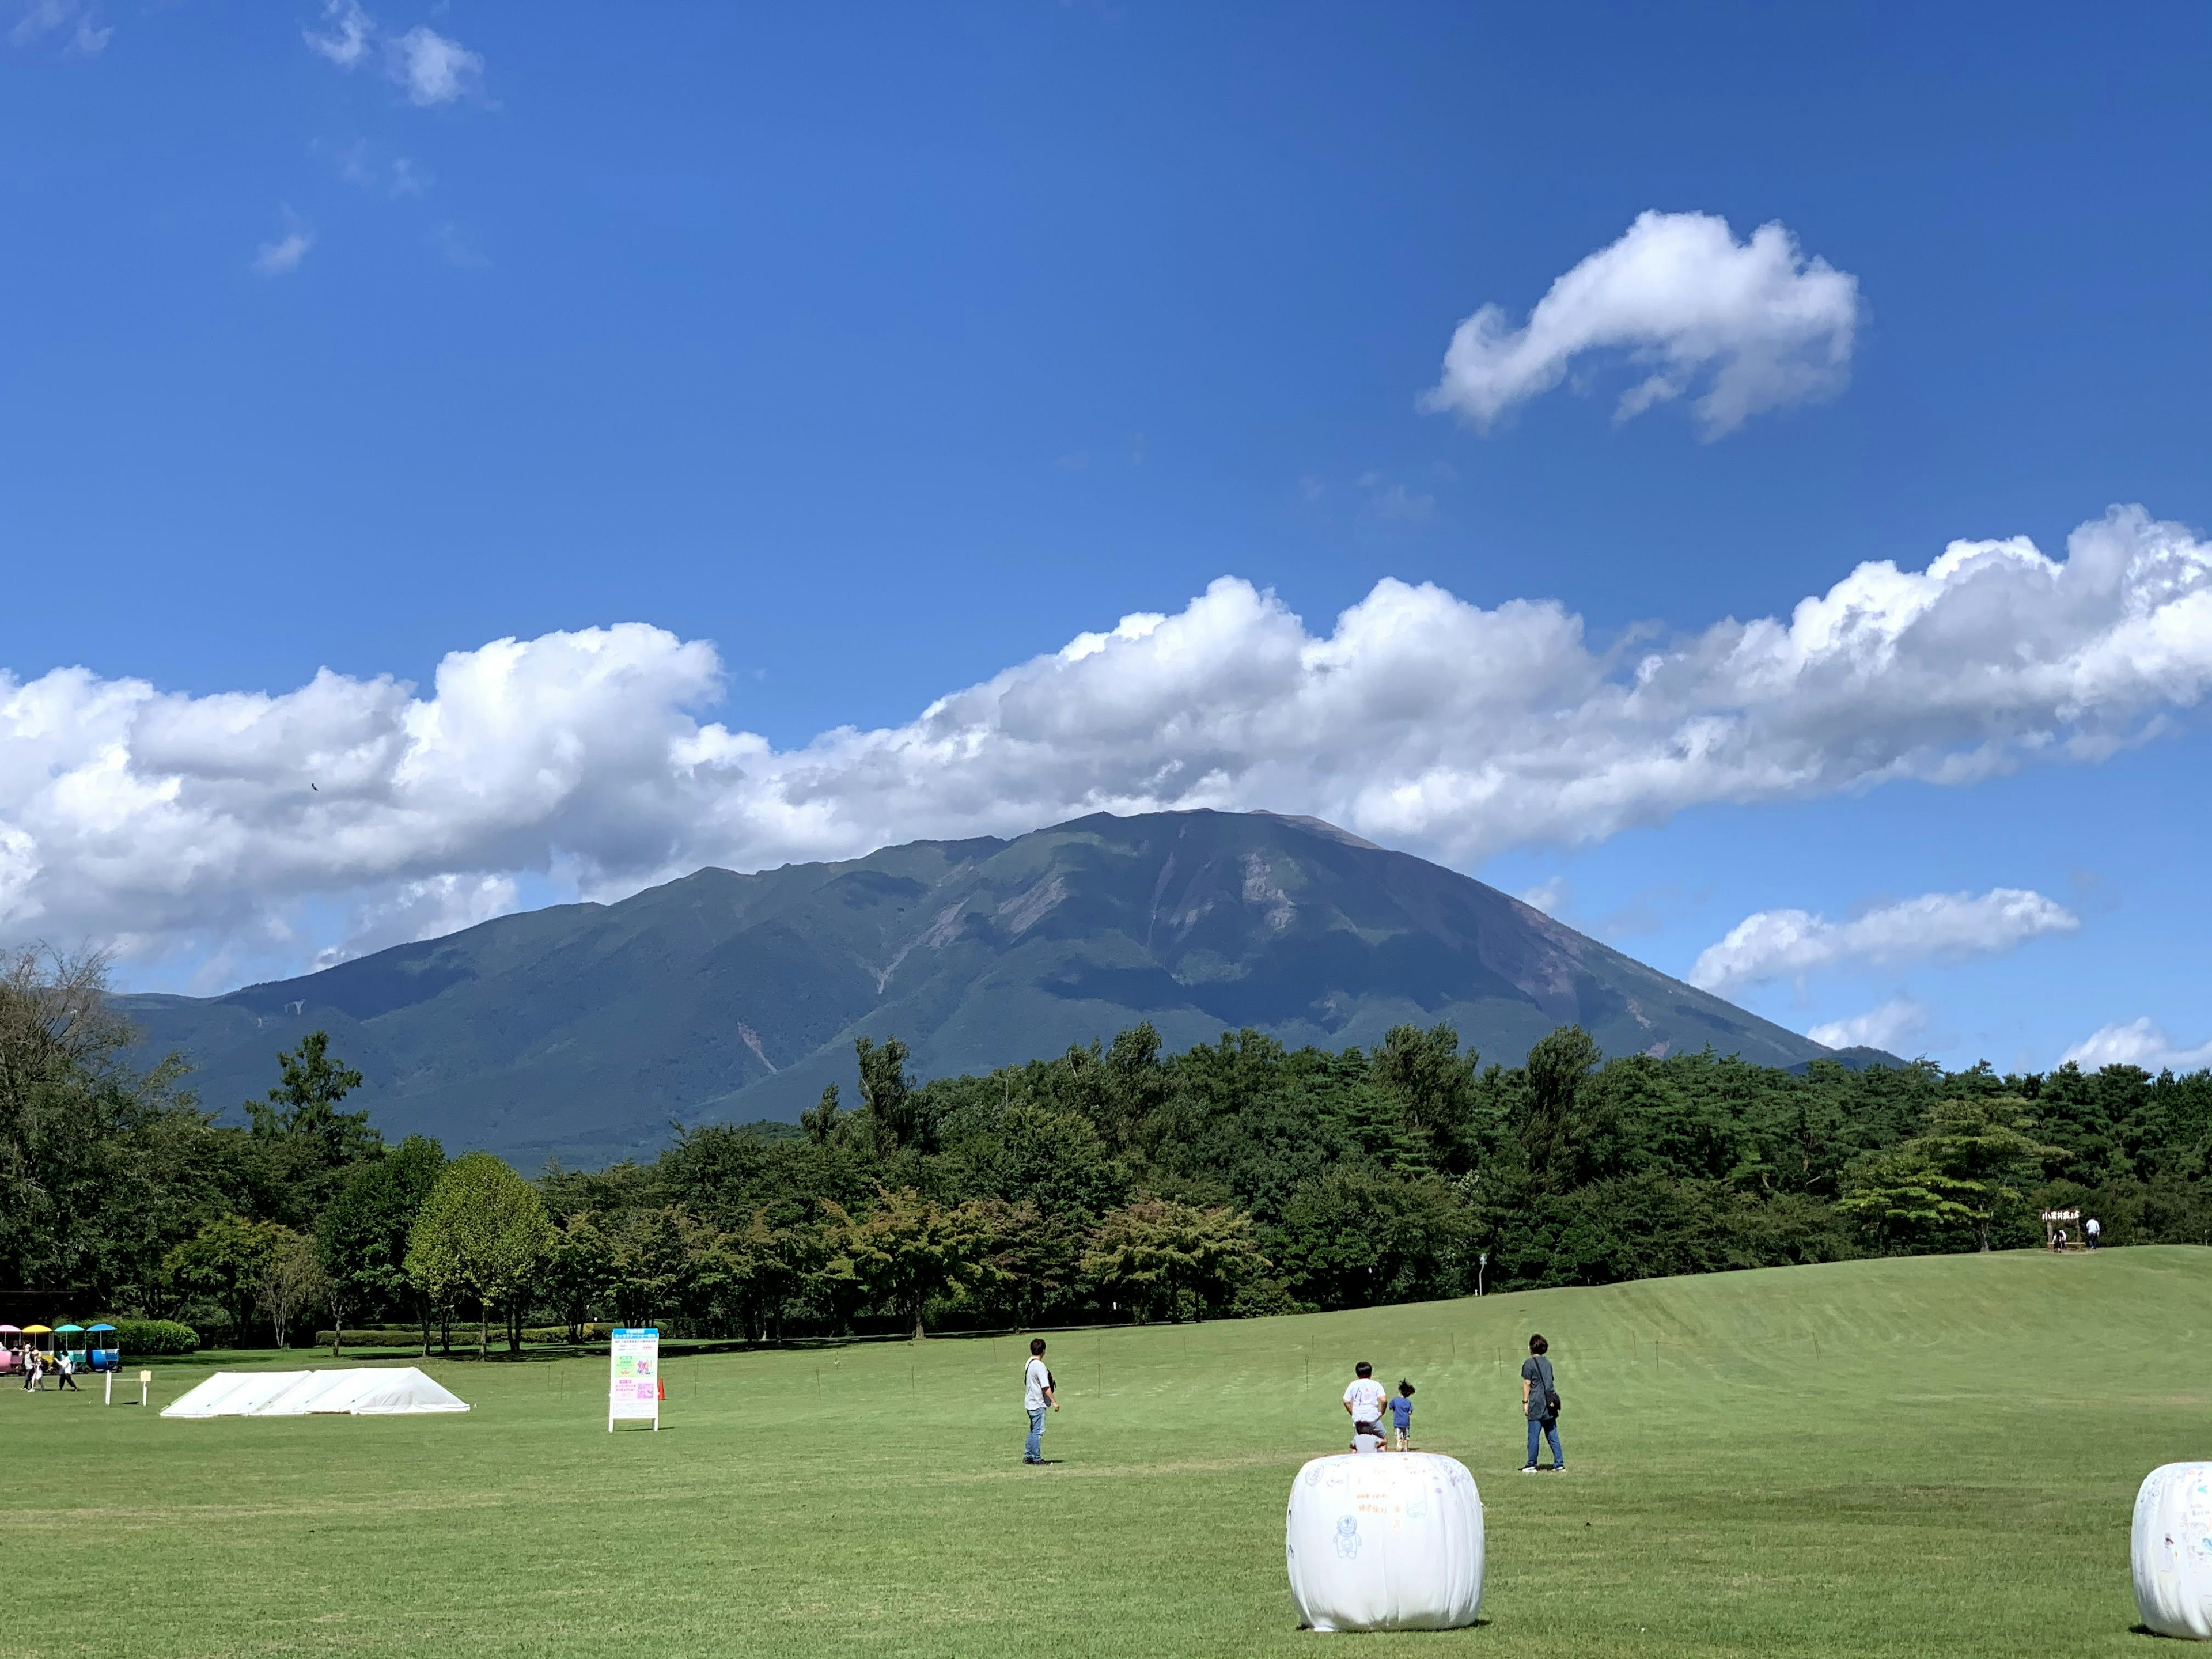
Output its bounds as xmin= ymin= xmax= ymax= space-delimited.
xmin=117 ymin=809 xmax=1868 ymax=1164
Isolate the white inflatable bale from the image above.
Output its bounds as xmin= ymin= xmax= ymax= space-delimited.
xmin=2134 ymin=1463 xmax=2212 ymax=1638
xmin=1285 ymin=1453 xmax=1484 ymax=1633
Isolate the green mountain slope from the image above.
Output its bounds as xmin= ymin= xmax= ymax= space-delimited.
xmin=118 ymin=809 xmax=1851 ymax=1161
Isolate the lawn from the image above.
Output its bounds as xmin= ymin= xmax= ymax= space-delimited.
xmin=9 ymin=1247 xmax=2199 ymax=1657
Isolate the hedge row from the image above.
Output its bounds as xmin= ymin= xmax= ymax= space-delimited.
xmin=108 ymin=1319 xmax=199 ymax=1355
xmin=313 ymin=1324 xmax=617 ymax=1347
xmin=315 ymin=1328 xmax=434 ymax=1347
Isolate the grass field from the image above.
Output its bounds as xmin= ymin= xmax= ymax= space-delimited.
xmin=9 ymin=1247 xmax=2202 ymax=1656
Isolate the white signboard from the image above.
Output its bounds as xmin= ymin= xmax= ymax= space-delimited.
xmin=608 ymin=1328 xmax=660 ymax=1431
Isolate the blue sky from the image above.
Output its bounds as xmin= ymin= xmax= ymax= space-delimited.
xmin=3 ymin=1 xmax=2210 ymax=1074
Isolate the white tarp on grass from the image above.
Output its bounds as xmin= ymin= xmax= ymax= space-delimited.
xmin=161 ymin=1367 xmax=470 ymax=1419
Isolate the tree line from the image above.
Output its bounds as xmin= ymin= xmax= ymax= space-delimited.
xmin=7 ymin=946 xmax=2211 ymax=1352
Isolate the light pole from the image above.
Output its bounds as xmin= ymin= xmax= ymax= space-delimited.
xmin=1478 ymin=1252 xmax=1488 ymax=1297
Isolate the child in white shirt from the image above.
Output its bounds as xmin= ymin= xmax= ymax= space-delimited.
xmin=1342 ymin=1361 xmax=1385 ymax=1449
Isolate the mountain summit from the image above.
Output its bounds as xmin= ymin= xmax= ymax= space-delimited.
xmin=120 ymin=809 xmax=1852 ymax=1162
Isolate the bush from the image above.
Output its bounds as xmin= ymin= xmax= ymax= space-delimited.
xmin=173 ymin=1300 xmax=234 ymax=1346
xmin=315 ymin=1328 xmax=427 ymax=1347
xmin=525 ymin=1323 xmax=613 ymax=1344
xmin=109 ymin=1319 xmax=199 ymax=1356
xmin=313 ymin=1324 xmax=617 ymax=1349
xmin=1228 ymin=1277 xmax=1306 ymax=1319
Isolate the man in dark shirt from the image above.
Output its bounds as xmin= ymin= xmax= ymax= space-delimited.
xmin=1520 ymin=1333 xmax=1563 ymax=1473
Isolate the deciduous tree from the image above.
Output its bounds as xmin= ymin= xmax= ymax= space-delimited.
xmin=969 ymin=1198 xmax=1084 ymax=1328
xmin=255 ymin=1226 xmax=323 ymax=1348
xmin=1083 ymin=1195 xmax=1264 ymax=1323
xmin=1275 ymin=1168 xmax=1467 ymax=1309
xmin=317 ymin=1135 xmax=445 ymax=1354
xmin=165 ymin=1214 xmax=288 ymax=1343
xmin=705 ymin=1210 xmax=819 ymax=1343
xmin=541 ymin=1210 xmax=616 ymax=1343
xmin=405 ymin=1152 xmax=555 ymax=1358
xmin=607 ymin=1205 xmax=708 ymax=1328
xmin=822 ymin=1185 xmax=985 ymax=1338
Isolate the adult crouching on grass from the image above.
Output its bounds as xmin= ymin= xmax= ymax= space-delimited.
xmin=1521 ymin=1334 xmax=1564 ymax=1474
xmin=1023 ymin=1338 xmax=1058 ymax=1464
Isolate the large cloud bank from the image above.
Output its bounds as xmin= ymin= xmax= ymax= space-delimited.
xmin=2061 ymin=1019 xmax=2212 ymax=1074
xmin=1688 ymin=888 xmax=2079 ymax=994
xmin=2 ymin=505 xmax=2209 ymax=978
xmin=1423 ymin=210 xmax=1860 ymax=437
xmin=1807 ymin=999 xmax=1930 ymax=1056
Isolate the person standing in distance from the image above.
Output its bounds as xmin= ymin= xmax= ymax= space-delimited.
xmin=1023 ymin=1338 xmax=1058 ymax=1464
xmin=1343 ymin=1361 xmax=1386 ymax=1446
xmin=2086 ymin=1215 xmax=2101 ymax=1250
xmin=1520 ymin=1334 xmax=1564 ymax=1473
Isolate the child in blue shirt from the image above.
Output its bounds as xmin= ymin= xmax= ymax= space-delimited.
xmin=1389 ymin=1380 xmax=1416 ymax=1450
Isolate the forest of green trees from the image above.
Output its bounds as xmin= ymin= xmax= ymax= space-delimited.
xmin=7 ymin=946 xmax=2212 ymax=1353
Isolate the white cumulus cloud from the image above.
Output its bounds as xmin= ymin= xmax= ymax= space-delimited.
xmin=252 ymin=216 xmax=313 ymax=276
xmin=389 ymin=24 xmax=480 ymax=105
xmin=309 ymin=873 xmax=520 ymax=971
xmin=1517 ymin=877 xmax=1571 ymax=919
xmin=2060 ymin=1019 xmax=2212 ymax=1075
xmin=1689 ymin=888 xmax=2078 ymax=994
xmin=12 ymin=0 xmax=108 ymax=54
xmin=4 ymin=505 xmax=2212 ymax=980
xmin=304 ymin=0 xmax=372 ymax=67
xmin=305 ymin=3 xmax=483 ymax=107
xmin=1422 ymin=210 xmax=1860 ymax=438
xmin=1807 ymin=999 xmax=1929 ymax=1055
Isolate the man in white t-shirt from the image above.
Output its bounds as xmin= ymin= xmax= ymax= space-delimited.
xmin=1023 ymin=1337 xmax=1058 ymax=1464
xmin=1343 ymin=1361 xmax=1385 ymax=1446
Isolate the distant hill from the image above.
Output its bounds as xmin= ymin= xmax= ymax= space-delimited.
xmin=117 ymin=809 xmax=1874 ymax=1164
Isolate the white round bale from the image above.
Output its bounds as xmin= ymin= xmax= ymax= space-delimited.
xmin=1284 ymin=1452 xmax=1484 ymax=1633
xmin=2135 ymin=1463 xmax=2212 ymax=1639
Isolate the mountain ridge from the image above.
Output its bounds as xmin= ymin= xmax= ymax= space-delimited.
xmin=117 ymin=809 xmax=1869 ymax=1163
